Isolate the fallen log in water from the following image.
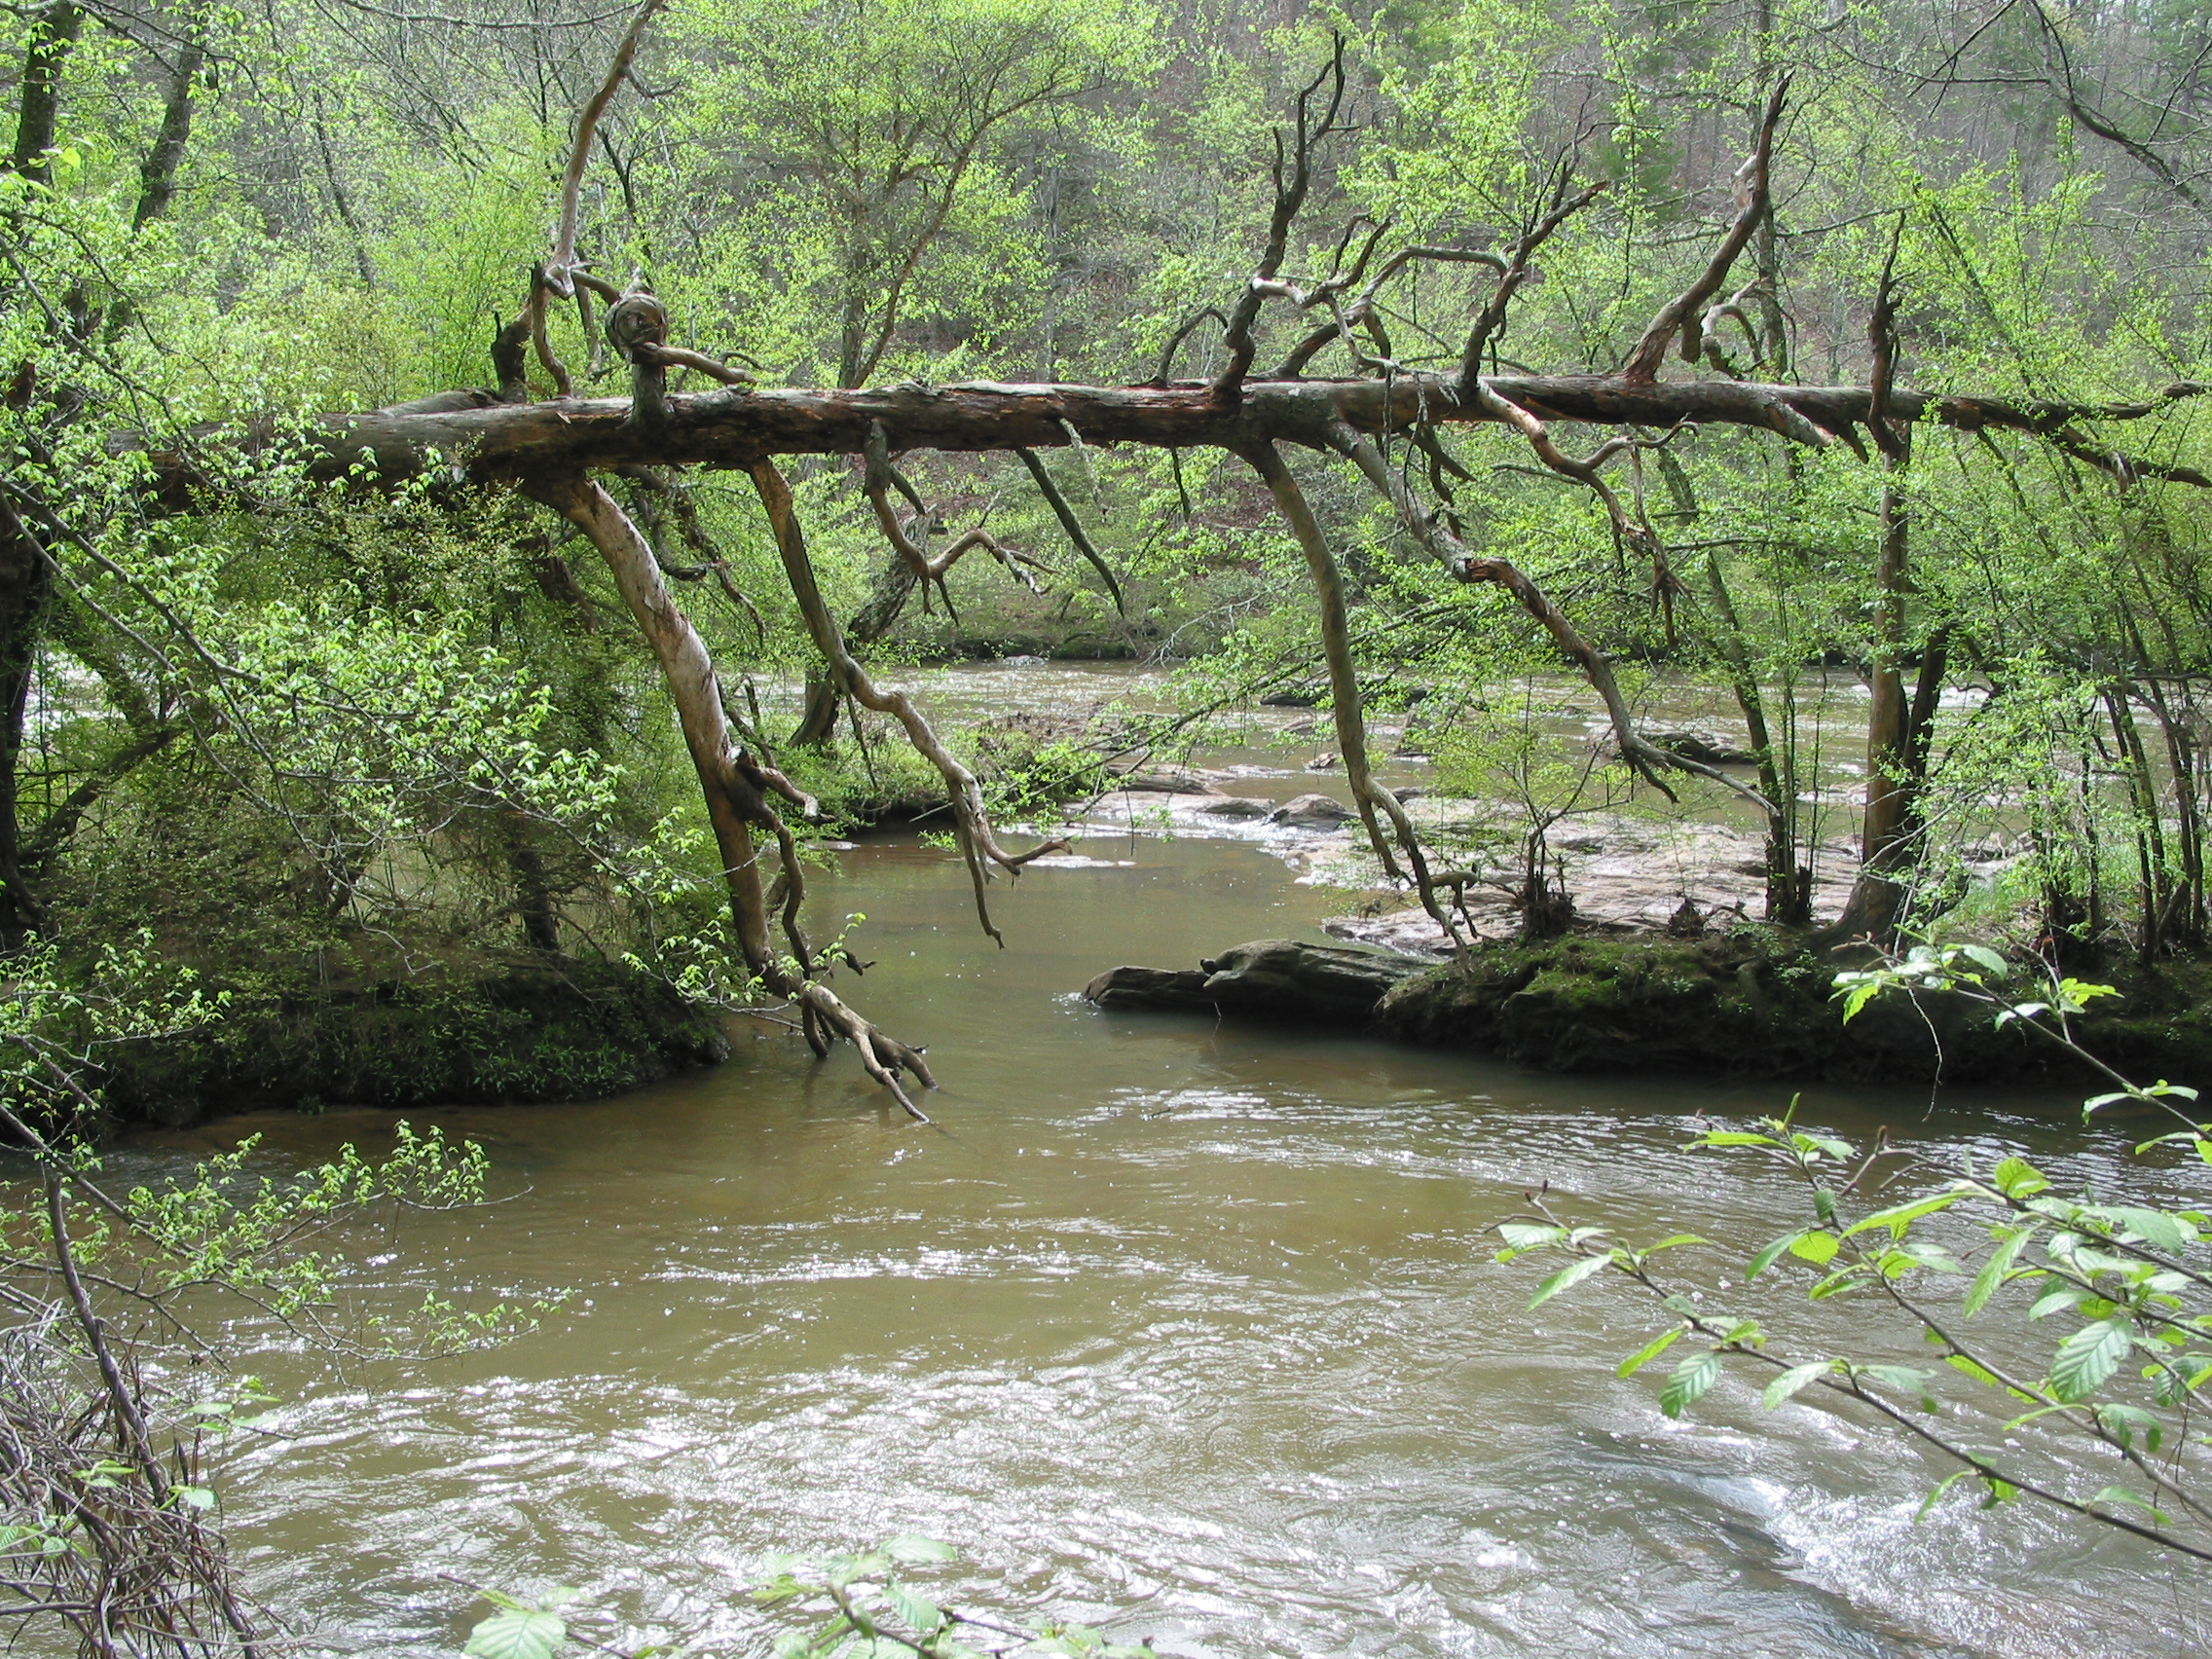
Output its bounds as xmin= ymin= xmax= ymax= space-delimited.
xmin=1083 ymin=938 xmax=1425 ymax=1026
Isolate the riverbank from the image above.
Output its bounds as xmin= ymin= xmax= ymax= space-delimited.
xmin=1087 ymin=930 xmax=2212 ymax=1088
xmin=98 ymin=955 xmax=730 ymax=1128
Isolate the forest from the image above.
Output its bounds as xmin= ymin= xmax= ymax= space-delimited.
xmin=1 ymin=0 xmax=2211 ymax=1653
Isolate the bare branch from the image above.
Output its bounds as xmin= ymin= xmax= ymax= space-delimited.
xmin=1623 ymin=78 xmax=1789 ymax=384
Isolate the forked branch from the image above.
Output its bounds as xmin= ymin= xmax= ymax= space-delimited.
xmin=1623 ymin=78 xmax=1789 ymax=384
xmin=752 ymin=460 xmax=1069 ymax=946
xmin=1215 ymin=34 xmax=1349 ymax=398
xmin=1247 ymin=441 xmax=1466 ymax=944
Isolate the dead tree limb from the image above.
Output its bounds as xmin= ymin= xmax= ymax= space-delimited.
xmin=1623 ymin=78 xmax=1789 ymax=384
xmin=1016 ymin=447 xmax=1123 ymax=611
xmin=1245 ymin=441 xmax=1465 ymax=945
xmin=859 ymin=423 xmax=1051 ymax=614
xmin=1214 ymin=34 xmax=1347 ymax=400
xmin=528 ymin=471 xmax=937 ymax=1118
xmin=750 ymin=460 xmax=1068 ymax=947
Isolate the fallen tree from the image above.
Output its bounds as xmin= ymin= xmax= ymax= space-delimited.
xmin=61 ymin=17 xmax=2212 ymax=1113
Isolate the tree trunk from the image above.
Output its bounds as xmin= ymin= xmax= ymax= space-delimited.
xmin=0 ymin=501 xmax=54 ymax=941
xmin=131 ymin=32 xmax=206 ymax=230
xmin=10 ymin=2 xmax=80 ymax=183
xmin=1702 ymin=551 xmax=1809 ymax=924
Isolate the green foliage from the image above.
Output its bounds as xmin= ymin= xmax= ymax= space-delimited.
xmin=466 ymin=1588 xmax=585 ymax=1659
xmin=1494 ymin=948 xmax=2212 ymax=1559
xmin=754 ymin=1537 xmax=1155 ymax=1659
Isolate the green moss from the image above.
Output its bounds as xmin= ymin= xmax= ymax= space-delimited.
xmin=1375 ymin=935 xmax=2212 ymax=1088
xmin=98 ymin=956 xmax=730 ymax=1127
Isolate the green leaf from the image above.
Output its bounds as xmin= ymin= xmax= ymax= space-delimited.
xmin=1528 ymin=1252 xmax=1612 ymax=1308
xmin=887 ymin=1583 xmax=945 ymax=1635
xmin=1957 ymin=944 xmax=2009 ymax=977
xmin=1856 ymin=1364 xmax=1931 ymax=1399
xmin=1642 ymin=1234 xmax=1709 ymax=1253
xmin=2029 ymin=1284 xmax=2087 ymax=1321
xmin=1616 ymin=1326 xmax=1685 ymax=1378
xmin=1843 ymin=1192 xmax=1964 ymax=1238
xmin=1495 ymin=1223 xmax=1567 ymax=1252
xmin=1963 ymin=1225 xmax=2038 ymax=1317
xmin=2096 ymin=1402 xmax=2165 ymax=1456
xmin=466 ymin=1608 xmax=567 ymax=1659
xmin=1788 ymin=1231 xmax=1839 ymax=1267
xmin=2091 ymin=1485 xmax=2169 ymax=1525
xmin=1991 ymin=1157 xmax=2050 ymax=1198
xmin=2049 ymin=1318 xmax=2131 ymax=1403
xmin=170 ymin=1485 xmax=215 ymax=1510
xmin=1945 ymin=1352 xmax=2004 ymax=1389
xmin=1749 ymin=1231 xmax=1807 ymax=1280
xmin=1692 ymin=1131 xmax=1779 ymax=1148
xmin=1659 ymin=1350 xmax=1722 ymax=1419
xmin=2102 ymin=1207 xmax=2192 ymax=1256
xmin=1762 ymin=1360 xmax=1833 ymax=1409
xmin=882 ymin=1535 xmax=957 ymax=1566
xmin=1836 ymin=977 xmax=1882 ymax=1022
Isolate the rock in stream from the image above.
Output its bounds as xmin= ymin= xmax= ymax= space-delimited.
xmin=1083 ymin=938 xmax=1425 ymax=1026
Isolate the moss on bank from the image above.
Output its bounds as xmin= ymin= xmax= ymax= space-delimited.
xmin=1375 ymin=932 xmax=2212 ymax=1088
xmin=99 ymin=956 xmax=730 ymax=1128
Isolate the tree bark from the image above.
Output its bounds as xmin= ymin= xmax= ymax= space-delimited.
xmin=131 ymin=32 xmax=206 ymax=230
xmin=10 ymin=1 xmax=80 ymax=183
xmin=0 ymin=500 xmax=53 ymax=941
xmin=526 ymin=472 xmax=938 ymax=1114
xmin=133 ymin=372 xmax=2208 ymax=505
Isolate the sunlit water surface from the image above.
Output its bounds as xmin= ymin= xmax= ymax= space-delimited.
xmin=112 ymin=665 xmax=2203 ymax=1658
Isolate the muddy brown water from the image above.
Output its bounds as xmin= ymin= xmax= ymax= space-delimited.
xmin=114 ymin=666 xmax=2200 ymax=1657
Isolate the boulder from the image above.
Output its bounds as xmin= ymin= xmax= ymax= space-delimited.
xmin=1196 ymin=795 xmax=1272 ymax=819
xmin=1084 ymin=938 xmax=1424 ymax=1026
xmin=1081 ymin=965 xmax=1213 ymax=1012
xmin=1649 ymin=729 xmax=1760 ymax=766
xmin=1269 ymin=793 xmax=1354 ymax=828
xmin=1105 ymin=767 xmax=1218 ymax=794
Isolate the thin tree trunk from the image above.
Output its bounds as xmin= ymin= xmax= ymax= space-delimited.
xmin=10 ymin=1 xmax=80 ymax=183
xmin=1703 ymin=550 xmax=1808 ymax=923
xmin=0 ymin=500 xmax=52 ymax=941
xmin=1830 ymin=244 xmax=1947 ymax=944
xmin=131 ymin=32 xmax=205 ymax=230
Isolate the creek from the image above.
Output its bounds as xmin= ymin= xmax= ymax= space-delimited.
xmin=119 ymin=664 xmax=2199 ymax=1658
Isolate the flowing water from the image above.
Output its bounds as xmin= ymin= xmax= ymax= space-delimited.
xmin=114 ymin=665 xmax=2203 ymax=1658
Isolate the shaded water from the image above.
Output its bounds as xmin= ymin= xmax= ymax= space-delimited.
xmin=123 ymin=669 xmax=2201 ymax=1657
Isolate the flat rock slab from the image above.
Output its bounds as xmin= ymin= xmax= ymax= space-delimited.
xmin=1084 ymin=938 xmax=1425 ymax=1026
xmin=1195 ymin=796 xmax=1272 ymax=819
xmin=1269 ymin=793 xmax=1355 ymax=828
xmin=1102 ymin=767 xmax=1221 ymax=794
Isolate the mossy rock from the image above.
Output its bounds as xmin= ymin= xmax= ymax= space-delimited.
xmin=1374 ymin=933 xmax=2212 ymax=1088
xmin=98 ymin=956 xmax=731 ymax=1127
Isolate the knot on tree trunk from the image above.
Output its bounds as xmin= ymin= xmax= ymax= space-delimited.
xmin=608 ymin=291 xmax=670 ymax=428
